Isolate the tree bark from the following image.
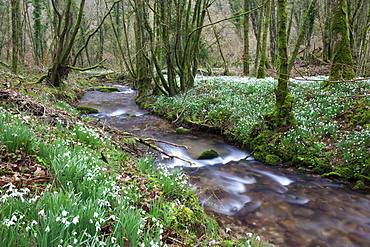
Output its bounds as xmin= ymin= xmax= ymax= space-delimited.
xmin=11 ymin=0 xmax=20 ymax=73
xmin=243 ymin=0 xmax=250 ymax=75
xmin=328 ymin=0 xmax=355 ymax=82
xmin=257 ymin=0 xmax=271 ymax=78
xmin=268 ymin=0 xmax=295 ymax=129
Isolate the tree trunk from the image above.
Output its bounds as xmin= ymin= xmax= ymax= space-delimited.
xmin=322 ymin=0 xmax=332 ymax=62
xmin=32 ymin=0 xmax=43 ymax=64
xmin=268 ymin=0 xmax=295 ymax=129
xmin=257 ymin=0 xmax=271 ymax=78
xmin=242 ymin=0 xmax=250 ymax=75
xmin=38 ymin=0 xmax=87 ymax=87
xmin=11 ymin=0 xmax=20 ymax=73
xmin=133 ymin=0 xmax=152 ymax=96
xmin=328 ymin=0 xmax=355 ymax=82
xmin=288 ymin=0 xmax=317 ymax=73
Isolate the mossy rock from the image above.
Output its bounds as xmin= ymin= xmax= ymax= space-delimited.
xmin=175 ymin=127 xmax=192 ymax=134
xmin=353 ymin=180 xmax=367 ymax=189
xmin=197 ymin=149 xmax=219 ymax=160
xmin=97 ymin=86 xmax=120 ymax=92
xmin=264 ymin=154 xmax=281 ymax=166
xmin=76 ymin=106 xmax=99 ymax=114
xmin=335 ymin=166 xmax=354 ymax=179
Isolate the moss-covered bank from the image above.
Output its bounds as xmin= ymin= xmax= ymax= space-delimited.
xmin=136 ymin=77 xmax=370 ymax=189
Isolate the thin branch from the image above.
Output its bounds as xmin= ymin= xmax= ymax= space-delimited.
xmin=72 ymin=0 xmax=121 ymax=66
xmin=188 ymin=0 xmax=268 ymax=37
xmin=67 ymin=59 xmax=108 ymax=71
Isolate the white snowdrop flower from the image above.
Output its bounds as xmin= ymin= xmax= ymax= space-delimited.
xmin=34 ymin=233 xmax=37 ymax=237
xmin=38 ymin=209 xmax=46 ymax=217
xmin=74 ymin=239 xmax=78 ymax=244
xmin=94 ymin=212 xmax=99 ymax=218
xmin=111 ymin=237 xmax=117 ymax=243
xmin=72 ymin=216 xmax=79 ymax=224
xmin=10 ymin=215 xmax=17 ymax=222
xmin=26 ymin=226 xmax=31 ymax=231
xmin=89 ymin=219 xmax=93 ymax=224
xmin=95 ymin=221 xmax=101 ymax=231
xmin=73 ymin=231 xmax=77 ymax=235
xmin=62 ymin=210 xmax=68 ymax=216
xmin=256 ymin=236 xmax=261 ymax=241
xmin=45 ymin=226 xmax=50 ymax=232
xmin=246 ymin=232 xmax=253 ymax=238
xmin=56 ymin=217 xmax=61 ymax=222
xmin=31 ymin=220 xmax=38 ymax=226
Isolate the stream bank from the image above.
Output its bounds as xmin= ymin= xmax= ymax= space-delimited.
xmin=78 ymin=84 xmax=370 ymax=247
xmin=137 ymin=76 xmax=370 ymax=189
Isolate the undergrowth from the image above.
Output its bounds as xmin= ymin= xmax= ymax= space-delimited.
xmin=148 ymin=76 xmax=370 ymax=188
xmin=0 ymin=71 xmax=267 ymax=246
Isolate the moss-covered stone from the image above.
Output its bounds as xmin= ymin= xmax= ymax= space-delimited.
xmin=97 ymin=86 xmax=120 ymax=92
xmin=197 ymin=149 xmax=219 ymax=160
xmin=335 ymin=166 xmax=354 ymax=179
xmin=353 ymin=180 xmax=366 ymax=190
xmin=76 ymin=106 xmax=99 ymax=114
xmin=175 ymin=127 xmax=192 ymax=134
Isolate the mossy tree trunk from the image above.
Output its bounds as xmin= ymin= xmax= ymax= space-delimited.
xmin=32 ymin=0 xmax=44 ymax=65
xmin=245 ymin=0 xmax=296 ymax=165
xmin=132 ymin=0 xmax=211 ymax=97
xmin=47 ymin=0 xmax=86 ymax=87
xmin=328 ymin=0 xmax=355 ymax=82
xmin=270 ymin=0 xmax=295 ymax=129
xmin=133 ymin=0 xmax=152 ymax=97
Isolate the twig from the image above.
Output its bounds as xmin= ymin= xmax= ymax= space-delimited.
xmin=137 ymin=138 xmax=195 ymax=165
xmin=144 ymin=138 xmax=189 ymax=149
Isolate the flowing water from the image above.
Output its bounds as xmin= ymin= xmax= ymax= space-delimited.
xmin=78 ymin=85 xmax=370 ymax=247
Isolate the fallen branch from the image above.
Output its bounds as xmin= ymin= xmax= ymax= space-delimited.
xmin=136 ymin=137 xmax=195 ymax=165
xmin=144 ymin=138 xmax=189 ymax=149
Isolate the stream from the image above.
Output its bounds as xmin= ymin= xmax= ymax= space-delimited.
xmin=78 ymin=84 xmax=370 ymax=247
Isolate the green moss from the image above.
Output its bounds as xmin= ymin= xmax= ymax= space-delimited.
xmin=335 ymin=166 xmax=354 ymax=179
xmin=175 ymin=127 xmax=192 ymax=134
xmin=354 ymin=173 xmax=370 ymax=181
xmin=322 ymin=172 xmax=341 ymax=178
xmin=327 ymin=0 xmax=355 ymax=82
xmin=312 ymin=160 xmax=332 ymax=173
xmin=353 ymin=180 xmax=366 ymax=189
xmin=97 ymin=86 xmax=120 ymax=92
xmin=264 ymin=154 xmax=281 ymax=166
xmin=220 ymin=240 xmax=235 ymax=247
xmin=76 ymin=106 xmax=99 ymax=114
xmin=197 ymin=149 xmax=219 ymax=160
